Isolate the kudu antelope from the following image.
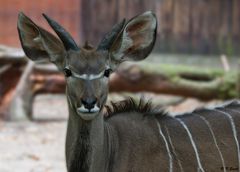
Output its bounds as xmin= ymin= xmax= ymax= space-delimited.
xmin=17 ymin=11 xmax=240 ymax=172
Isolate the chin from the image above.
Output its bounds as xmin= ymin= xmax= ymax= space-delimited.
xmin=77 ymin=112 xmax=99 ymax=121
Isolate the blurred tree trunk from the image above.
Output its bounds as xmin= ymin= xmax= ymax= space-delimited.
xmin=0 ymin=46 xmax=27 ymax=119
xmin=110 ymin=63 xmax=238 ymax=100
xmin=30 ymin=62 xmax=238 ymax=101
xmin=0 ymin=48 xmax=239 ymax=120
xmin=8 ymin=61 xmax=35 ymax=121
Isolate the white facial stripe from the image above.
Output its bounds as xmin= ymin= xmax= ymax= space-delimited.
xmin=66 ymin=65 xmax=110 ymax=80
xmin=71 ymin=70 xmax=105 ymax=80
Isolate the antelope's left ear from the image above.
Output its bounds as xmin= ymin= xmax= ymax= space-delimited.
xmin=110 ymin=11 xmax=157 ymax=65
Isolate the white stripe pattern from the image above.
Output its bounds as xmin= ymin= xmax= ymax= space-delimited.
xmin=175 ymin=118 xmax=205 ymax=172
xmin=71 ymin=70 xmax=105 ymax=80
xmin=194 ymin=114 xmax=226 ymax=172
xmin=213 ymin=109 xmax=240 ymax=172
xmin=165 ymin=126 xmax=184 ymax=172
xmin=156 ymin=121 xmax=173 ymax=172
xmin=228 ymin=108 xmax=240 ymax=115
xmin=66 ymin=65 xmax=111 ymax=80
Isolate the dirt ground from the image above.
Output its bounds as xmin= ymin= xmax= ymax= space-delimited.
xmin=0 ymin=94 xmax=222 ymax=172
xmin=0 ymin=121 xmax=67 ymax=172
xmin=0 ymin=95 xmax=68 ymax=172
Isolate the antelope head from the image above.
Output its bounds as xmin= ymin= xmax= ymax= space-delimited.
xmin=17 ymin=11 xmax=157 ymax=121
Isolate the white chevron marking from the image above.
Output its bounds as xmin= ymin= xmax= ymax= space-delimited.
xmin=213 ymin=109 xmax=240 ymax=172
xmin=194 ymin=114 xmax=226 ymax=172
xmin=165 ymin=126 xmax=184 ymax=172
xmin=176 ymin=118 xmax=205 ymax=172
xmin=156 ymin=121 xmax=173 ymax=172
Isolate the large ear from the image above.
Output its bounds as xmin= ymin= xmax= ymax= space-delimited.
xmin=17 ymin=12 xmax=66 ymax=69
xmin=110 ymin=11 xmax=157 ymax=66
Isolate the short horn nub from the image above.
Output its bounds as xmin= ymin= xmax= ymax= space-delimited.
xmin=42 ymin=13 xmax=79 ymax=51
xmin=97 ymin=19 xmax=126 ymax=51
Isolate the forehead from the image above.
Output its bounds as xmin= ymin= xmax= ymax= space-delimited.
xmin=67 ymin=49 xmax=108 ymax=74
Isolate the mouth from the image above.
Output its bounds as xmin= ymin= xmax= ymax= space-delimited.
xmin=76 ymin=105 xmax=100 ymax=120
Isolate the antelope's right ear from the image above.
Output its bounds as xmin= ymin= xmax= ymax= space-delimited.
xmin=17 ymin=12 xmax=66 ymax=68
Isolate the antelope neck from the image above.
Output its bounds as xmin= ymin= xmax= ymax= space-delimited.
xmin=66 ymin=101 xmax=114 ymax=172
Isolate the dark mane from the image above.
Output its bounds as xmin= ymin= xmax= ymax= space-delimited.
xmin=104 ymin=97 xmax=167 ymax=119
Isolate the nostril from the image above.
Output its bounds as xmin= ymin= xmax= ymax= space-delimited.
xmin=91 ymin=99 xmax=97 ymax=105
xmin=81 ymin=98 xmax=97 ymax=110
xmin=81 ymin=99 xmax=87 ymax=106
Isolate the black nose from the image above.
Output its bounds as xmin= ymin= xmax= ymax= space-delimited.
xmin=81 ymin=98 xmax=97 ymax=110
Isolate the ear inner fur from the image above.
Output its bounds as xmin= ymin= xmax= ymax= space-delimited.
xmin=109 ymin=11 xmax=157 ymax=65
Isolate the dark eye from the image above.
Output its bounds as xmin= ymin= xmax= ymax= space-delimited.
xmin=63 ymin=68 xmax=72 ymax=77
xmin=104 ymin=69 xmax=112 ymax=77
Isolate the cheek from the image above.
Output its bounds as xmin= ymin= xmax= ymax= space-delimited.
xmin=66 ymin=78 xmax=84 ymax=96
xmin=101 ymin=78 xmax=109 ymax=92
xmin=94 ymin=78 xmax=109 ymax=97
xmin=102 ymin=80 xmax=110 ymax=101
xmin=98 ymin=79 xmax=109 ymax=105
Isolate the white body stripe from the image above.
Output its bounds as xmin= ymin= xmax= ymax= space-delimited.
xmin=213 ymin=109 xmax=240 ymax=172
xmin=175 ymin=118 xmax=205 ymax=172
xmin=194 ymin=114 xmax=226 ymax=172
xmin=228 ymin=109 xmax=240 ymax=115
xmin=165 ymin=126 xmax=184 ymax=172
xmin=156 ymin=121 xmax=173 ymax=172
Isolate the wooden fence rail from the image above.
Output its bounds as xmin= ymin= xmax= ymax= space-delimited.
xmin=0 ymin=0 xmax=240 ymax=54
